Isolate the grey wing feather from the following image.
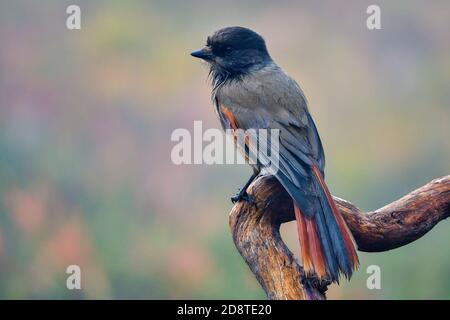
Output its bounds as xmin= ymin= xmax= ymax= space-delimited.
xmin=216 ymin=64 xmax=326 ymax=215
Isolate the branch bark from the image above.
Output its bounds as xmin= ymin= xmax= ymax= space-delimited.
xmin=229 ymin=175 xmax=450 ymax=300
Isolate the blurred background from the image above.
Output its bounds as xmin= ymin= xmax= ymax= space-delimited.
xmin=0 ymin=0 xmax=449 ymax=299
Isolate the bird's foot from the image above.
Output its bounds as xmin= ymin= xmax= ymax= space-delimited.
xmin=231 ymin=188 xmax=256 ymax=206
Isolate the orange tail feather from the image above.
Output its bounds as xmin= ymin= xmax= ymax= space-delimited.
xmin=294 ymin=204 xmax=313 ymax=274
xmin=305 ymin=218 xmax=327 ymax=278
xmin=294 ymin=203 xmax=327 ymax=279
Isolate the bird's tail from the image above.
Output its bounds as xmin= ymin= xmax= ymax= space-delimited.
xmin=294 ymin=165 xmax=359 ymax=282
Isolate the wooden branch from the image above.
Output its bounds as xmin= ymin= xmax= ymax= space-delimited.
xmin=229 ymin=175 xmax=450 ymax=300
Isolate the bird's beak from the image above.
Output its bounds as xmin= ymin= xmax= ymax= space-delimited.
xmin=191 ymin=47 xmax=214 ymax=61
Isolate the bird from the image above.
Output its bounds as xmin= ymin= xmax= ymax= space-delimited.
xmin=191 ymin=26 xmax=359 ymax=283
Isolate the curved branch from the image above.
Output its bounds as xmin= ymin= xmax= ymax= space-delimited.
xmin=229 ymin=175 xmax=450 ymax=299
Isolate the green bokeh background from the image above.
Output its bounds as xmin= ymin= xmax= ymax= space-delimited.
xmin=0 ymin=0 xmax=449 ymax=299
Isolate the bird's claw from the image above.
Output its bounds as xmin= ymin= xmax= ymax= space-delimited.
xmin=231 ymin=189 xmax=256 ymax=206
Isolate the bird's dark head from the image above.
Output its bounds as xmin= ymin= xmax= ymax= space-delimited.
xmin=191 ymin=26 xmax=271 ymax=84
